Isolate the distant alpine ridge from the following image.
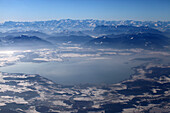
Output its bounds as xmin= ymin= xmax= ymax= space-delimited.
xmin=0 ymin=19 xmax=170 ymax=50
xmin=0 ymin=19 xmax=169 ymax=33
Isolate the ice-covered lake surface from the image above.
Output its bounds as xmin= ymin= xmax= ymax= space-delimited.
xmin=0 ymin=46 xmax=169 ymax=85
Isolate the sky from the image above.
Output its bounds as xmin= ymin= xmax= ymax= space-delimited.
xmin=0 ymin=0 xmax=170 ymax=22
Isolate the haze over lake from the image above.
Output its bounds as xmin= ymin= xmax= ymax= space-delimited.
xmin=0 ymin=55 xmax=136 ymax=85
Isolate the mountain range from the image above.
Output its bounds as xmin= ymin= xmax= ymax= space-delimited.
xmin=84 ymin=25 xmax=162 ymax=37
xmin=86 ymin=33 xmax=170 ymax=49
xmin=0 ymin=19 xmax=170 ymax=50
xmin=0 ymin=19 xmax=169 ymax=34
xmin=0 ymin=35 xmax=51 ymax=48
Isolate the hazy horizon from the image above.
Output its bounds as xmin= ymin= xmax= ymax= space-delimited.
xmin=1 ymin=18 xmax=170 ymax=23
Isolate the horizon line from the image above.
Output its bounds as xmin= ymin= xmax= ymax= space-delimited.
xmin=1 ymin=19 xmax=170 ymax=23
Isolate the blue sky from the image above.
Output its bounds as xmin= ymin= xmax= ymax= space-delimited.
xmin=0 ymin=0 xmax=170 ymax=22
